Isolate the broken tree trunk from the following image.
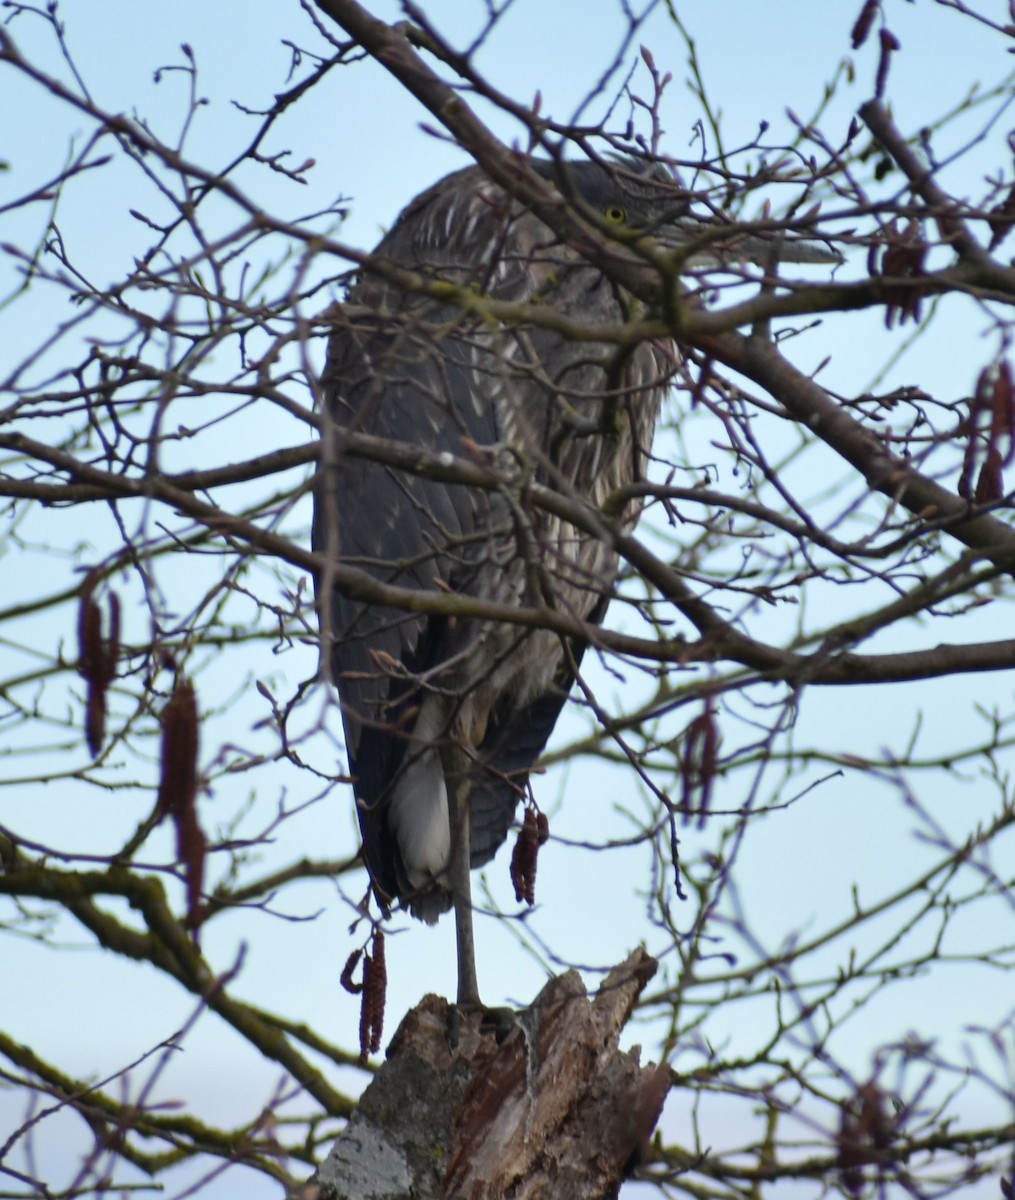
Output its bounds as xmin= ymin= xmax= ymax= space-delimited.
xmin=299 ymin=948 xmax=668 ymax=1200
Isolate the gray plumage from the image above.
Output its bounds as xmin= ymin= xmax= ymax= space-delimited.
xmin=313 ymin=157 xmax=835 ymax=970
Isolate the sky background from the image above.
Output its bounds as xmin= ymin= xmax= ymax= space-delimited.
xmin=2 ymin=2 xmax=1014 ymax=1196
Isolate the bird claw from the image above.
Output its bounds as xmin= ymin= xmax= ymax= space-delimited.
xmin=446 ymin=1001 xmax=519 ymax=1049
xmin=480 ymin=1005 xmax=519 ymax=1043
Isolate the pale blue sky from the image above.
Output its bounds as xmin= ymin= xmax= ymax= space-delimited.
xmin=2 ymin=3 xmax=1014 ymax=1196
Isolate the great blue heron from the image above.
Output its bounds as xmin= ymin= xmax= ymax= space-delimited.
xmin=313 ymin=156 xmax=833 ymax=1009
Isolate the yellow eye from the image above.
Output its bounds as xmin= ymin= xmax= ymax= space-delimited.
xmin=604 ymin=205 xmax=627 ymax=225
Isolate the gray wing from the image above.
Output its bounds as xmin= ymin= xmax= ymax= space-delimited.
xmin=313 ymin=310 xmax=506 ymax=901
xmin=313 ymin=168 xmax=552 ymax=900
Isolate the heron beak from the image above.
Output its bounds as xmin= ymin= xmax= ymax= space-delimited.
xmin=654 ymin=217 xmax=843 ymax=268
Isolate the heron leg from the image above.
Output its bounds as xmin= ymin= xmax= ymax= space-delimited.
xmin=442 ymin=744 xmax=481 ymax=1008
xmin=442 ymin=746 xmax=517 ymax=1044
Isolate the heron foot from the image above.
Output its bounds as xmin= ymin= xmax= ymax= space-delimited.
xmin=446 ymin=1001 xmax=519 ymax=1049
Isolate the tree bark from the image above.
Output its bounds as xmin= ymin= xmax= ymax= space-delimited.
xmin=298 ymin=949 xmax=668 ymax=1200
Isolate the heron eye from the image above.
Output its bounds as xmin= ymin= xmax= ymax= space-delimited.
xmin=604 ymin=205 xmax=627 ymax=225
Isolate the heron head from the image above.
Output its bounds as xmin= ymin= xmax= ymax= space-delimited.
xmin=532 ymin=155 xmax=840 ymax=267
xmin=531 ymin=157 xmax=690 ymax=242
